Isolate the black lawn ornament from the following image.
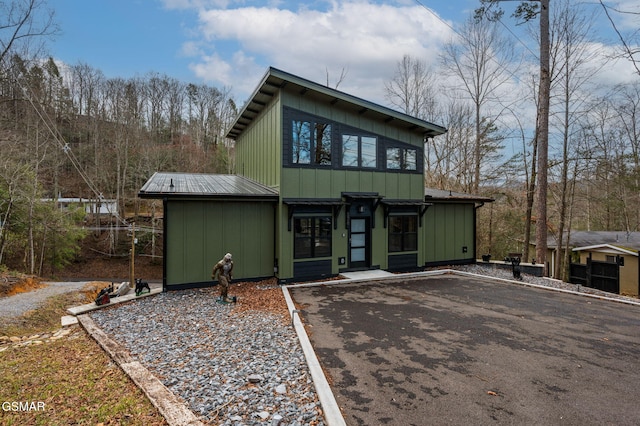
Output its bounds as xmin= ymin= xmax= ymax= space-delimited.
xmin=135 ymin=278 xmax=150 ymax=296
xmin=510 ymin=257 xmax=523 ymax=280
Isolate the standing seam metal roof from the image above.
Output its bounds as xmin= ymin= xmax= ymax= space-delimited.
xmin=138 ymin=172 xmax=279 ymax=198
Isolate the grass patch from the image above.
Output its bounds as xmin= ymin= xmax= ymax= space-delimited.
xmin=0 ymin=293 xmax=78 ymax=338
xmin=0 ymin=280 xmax=168 ymax=425
xmin=0 ymin=333 xmax=167 ymax=425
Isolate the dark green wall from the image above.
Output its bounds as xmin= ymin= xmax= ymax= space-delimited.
xmin=165 ymin=200 xmax=275 ymax=287
xmin=422 ymin=203 xmax=476 ymax=264
xmin=234 ymin=95 xmax=282 ymax=189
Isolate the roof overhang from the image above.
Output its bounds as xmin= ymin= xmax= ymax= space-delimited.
xmin=225 ymin=67 xmax=448 ymax=140
xmin=572 ymin=244 xmax=639 ymax=256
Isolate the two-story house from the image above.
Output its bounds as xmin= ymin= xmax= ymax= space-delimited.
xmin=138 ymin=67 xmax=492 ymax=290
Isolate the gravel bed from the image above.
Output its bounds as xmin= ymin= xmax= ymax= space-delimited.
xmin=449 ymin=263 xmax=640 ymax=304
xmin=89 ymin=287 xmax=324 ymax=426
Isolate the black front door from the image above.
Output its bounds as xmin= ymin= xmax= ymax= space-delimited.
xmin=349 ymin=217 xmax=370 ymax=269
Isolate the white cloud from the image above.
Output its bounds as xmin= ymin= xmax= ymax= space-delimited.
xmin=615 ymin=1 xmax=640 ymax=30
xmin=185 ymin=1 xmax=455 ymax=103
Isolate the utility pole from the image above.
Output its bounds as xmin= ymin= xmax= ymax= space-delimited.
xmin=129 ymin=222 xmax=135 ymax=288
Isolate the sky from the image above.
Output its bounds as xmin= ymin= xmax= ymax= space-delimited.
xmin=50 ymin=0 xmax=639 ymax=109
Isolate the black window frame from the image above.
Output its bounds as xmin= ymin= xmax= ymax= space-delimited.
xmin=388 ymin=214 xmax=418 ymax=252
xmin=291 ymin=119 xmax=332 ymax=166
xmin=283 ymin=107 xmax=422 ymax=174
xmin=341 ymin=134 xmax=378 ymax=169
xmin=386 ymin=146 xmax=417 ymax=171
xmin=294 ymin=216 xmax=333 ymax=259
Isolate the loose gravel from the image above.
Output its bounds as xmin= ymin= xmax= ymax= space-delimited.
xmin=450 ymin=263 xmax=640 ymax=304
xmin=0 ymin=281 xmax=89 ymax=320
xmin=89 ymin=287 xmax=324 ymax=426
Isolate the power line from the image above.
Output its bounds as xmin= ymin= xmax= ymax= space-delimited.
xmin=5 ymin=62 xmax=130 ymax=227
xmin=412 ymin=0 xmax=540 ymax=61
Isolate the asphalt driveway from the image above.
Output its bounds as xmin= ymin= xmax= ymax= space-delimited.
xmin=289 ymin=274 xmax=640 ymax=426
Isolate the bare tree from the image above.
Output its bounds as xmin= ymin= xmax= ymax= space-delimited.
xmin=0 ymin=0 xmax=57 ymax=66
xmin=476 ymin=0 xmax=551 ymax=275
xmin=441 ymin=16 xmax=517 ymax=193
xmin=598 ymin=1 xmax=640 ymax=76
xmin=424 ymin=97 xmax=474 ymax=191
xmin=384 ymin=55 xmax=438 ymax=121
xmin=547 ymin=0 xmax=599 ymax=279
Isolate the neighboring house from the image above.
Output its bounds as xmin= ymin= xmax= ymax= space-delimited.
xmin=530 ymin=231 xmax=640 ymax=279
xmin=42 ymin=197 xmax=118 ymax=217
xmin=138 ymin=67 xmax=492 ymax=290
xmin=567 ymin=232 xmax=640 ymax=297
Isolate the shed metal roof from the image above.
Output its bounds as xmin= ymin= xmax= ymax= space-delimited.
xmin=225 ymin=67 xmax=448 ymax=140
xmin=138 ymin=172 xmax=279 ymax=199
xmin=424 ymin=188 xmax=494 ymax=203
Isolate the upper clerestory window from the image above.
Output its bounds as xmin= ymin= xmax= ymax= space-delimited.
xmin=341 ymin=134 xmax=377 ymax=168
xmin=386 ymin=147 xmax=417 ymax=171
xmin=292 ymin=120 xmax=331 ymax=165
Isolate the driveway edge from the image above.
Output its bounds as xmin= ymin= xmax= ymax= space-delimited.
xmin=281 ymin=286 xmax=347 ymax=426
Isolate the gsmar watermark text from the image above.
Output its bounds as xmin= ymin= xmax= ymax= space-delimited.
xmin=2 ymin=401 xmax=46 ymax=411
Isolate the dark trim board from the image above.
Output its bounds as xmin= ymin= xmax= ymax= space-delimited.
xmin=293 ymin=259 xmax=333 ymax=280
xmin=388 ymin=253 xmax=418 ymax=271
xmin=424 ymin=259 xmax=476 ymax=268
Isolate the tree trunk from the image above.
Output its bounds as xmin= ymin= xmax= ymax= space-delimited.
xmin=535 ymin=0 xmax=551 ymax=276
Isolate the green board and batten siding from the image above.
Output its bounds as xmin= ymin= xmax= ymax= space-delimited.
xmin=274 ymin=87 xmax=428 ymax=279
xmin=234 ymin=95 xmax=282 ymax=189
xmin=422 ymin=203 xmax=476 ymax=264
xmin=232 ymin=73 xmax=465 ymax=280
xmin=165 ymin=200 xmax=274 ymax=287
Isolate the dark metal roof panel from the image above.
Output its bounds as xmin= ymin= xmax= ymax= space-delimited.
xmin=225 ymin=67 xmax=448 ymax=140
xmin=138 ymin=172 xmax=279 ymax=199
xmin=424 ymin=188 xmax=494 ymax=203
xmin=282 ymin=198 xmax=343 ymax=206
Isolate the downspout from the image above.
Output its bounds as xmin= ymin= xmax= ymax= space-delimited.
xmin=273 ymin=202 xmax=278 ymax=282
xmin=474 ymin=202 xmax=485 ymax=263
xmin=162 ymin=197 xmax=168 ymax=292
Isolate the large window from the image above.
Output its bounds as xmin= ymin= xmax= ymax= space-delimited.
xmin=386 ymin=147 xmax=417 ymax=171
xmin=294 ymin=217 xmax=332 ymax=259
xmin=286 ymin=107 xmax=424 ymax=173
xmin=341 ymin=134 xmax=377 ymax=168
xmin=292 ymin=120 xmax=331 ymax=165
xmin=388 ymin=215 xmax=418 ymax=252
